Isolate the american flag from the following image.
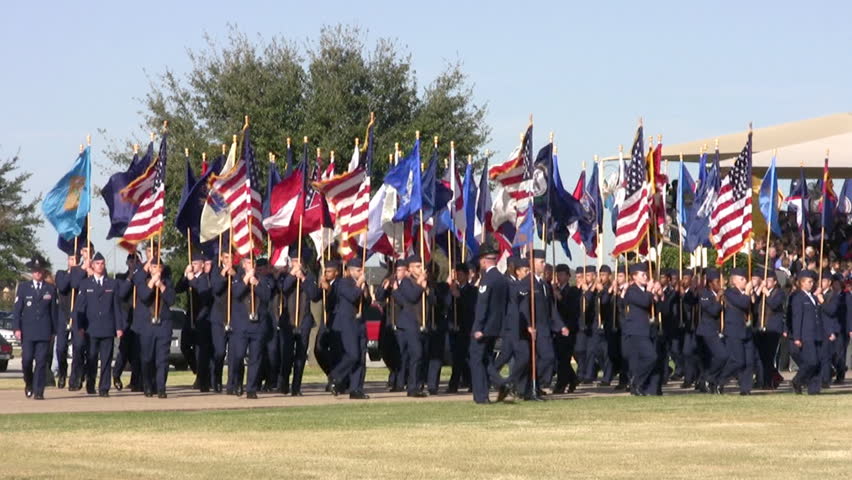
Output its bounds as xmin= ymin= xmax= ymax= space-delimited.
xmin=612 ymin=126 xmax=651 ymax=256
xmin=710 ymin=133 xmax=752 ymax=265
xmin=489 ymin=124 xmax=534 ymax=230
xmin=210 ymin=128 xmax=263 ymax=258
xmin=446 ymin=144 xmax=465 ymax=239
xmin=312 ymin=166 xmax=367 ymax=259
xmin=121 ymin=134 xmax=167 ymax=245
xmin=321 ymin=153 xmax=335 ymax=181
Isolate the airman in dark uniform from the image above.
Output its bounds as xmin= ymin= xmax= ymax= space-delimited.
xmin=790 ymin=269 xmax=825 ymax=395
xmin=12 ymin=256 xmax=57 ymax=399
xmin=696 ymin=269 xmax=727 ymax=394
xmin=227 ymin=257 xmax=271 ymax=399
xmin=718 ymin=267 xmax=755 ymax=395
xmin=469 ymin=245 xmax=511 ymax=404
xmin=133 ymin=258 xmax=175 ymax=398
xmin=280 ymin=253 xmax=321 ymax=396
xmin=622 ymin=263 xmax=661 ymax=396
xmin=447 ymin=262 xmax=476 ymax=393
xmin=329 ymin=258 xmax=372 ymax=399
xmin=752 ymin=269 xmax=786 ymax=389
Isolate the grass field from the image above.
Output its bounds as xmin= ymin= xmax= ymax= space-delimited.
xmin=2 ymin=392 xmax=851 ymax=479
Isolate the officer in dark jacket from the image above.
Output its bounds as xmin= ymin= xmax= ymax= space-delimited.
xmin=585 ymin=266 xmax=615 ymax=384
xmin=209 ymin=252 xmax=234 ymax=393
xmin=13 ymin=256 xmax=57 ymax=399
xmin=112 ymin=253 xmax=140 ymax=392
xmin=280 ymin=253 xmax=321 ymax=396
xmin=622 ymin=263 xmax=661 ymax=396
xmin=375 ymin=260 xmax=406 ymax=392
xmin=133 ymin=258 xmax=175 ymax=398
xmin=552 ymin=264 xmax=581 ymax=393
xmin=75 ymin=252 xmax=124 ymax=397
xmin=529 ymin=249 xmax=568 ymax=394
xmin=818 ymin=272 xmax=842 ymax=387
xmin=391 ymin=255 xmax=430 ymax=397
xmin=469 ymin=245 xmax=511 ymax=404
xmin=678 ymin=270 xmax=700 ymax=389
xmin=447 ymin=262 xmax=476 ymax=393
xmin=790 ymin=270 xmax=826 ymax=394
xmin=55 ymin=252 xmax=87 ymax=390
xmin=316 ymin=260 xmax=341 ymax=390
xmin=329 ymin=258 xmax=372 ymax=399
xmin=752 ymin=270 xmax=786 ymax=389
xmin=495 ymin=256 xmax=529 ymax=400
xmin=227 ymin=257 xmax=271 ymax=399
xmin=696 ymin=269 xmax=727 ymax=393
xmin=177 ymin=253 xmax=213 ymax=392
xmin=718 ymin=267 xmax=755 ymax=395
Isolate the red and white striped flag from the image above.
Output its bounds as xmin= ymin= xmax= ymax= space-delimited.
xmin=262 ymin=167 xmax=304 ymax=250
xmin=612 ymin=127 xmax=651 ymax=256
xmin=209 ymin=128 xmax=263 ymax=258
xmin=447 ymin=143 xmax=465 ymax=239
xmin=312 ymin=167 xmax=367 ymax=259
xmin=121 ymin=134 xmax=167 ymax=247
xmin=489 ymin=145 xmax=531 ymax=230
xmin=710 ymin=133 xmax=752 ymax=265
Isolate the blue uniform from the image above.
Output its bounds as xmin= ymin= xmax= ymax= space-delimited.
xmin=819 ymin=289 xmax=842 ymax=386
xmin=13 ymin=280 xmax=58 ymax=397
xmin=469 ymin=266 xmax=509 ymax=404
xmin=622 ymin=284 xmax=656 ymax=395
xmin=329 ymin=277 xmax=371 ymax=394
xmin=790 ymin=290 xmax=824 ymax=394
xmin=111 ymin=271 xmax=138 ymax=390
xmin=227 ymin=271 xmax=271 ymax=395
xmin=697 ymin=287 xmax=726 ymax=389
xmin=528 ymin=276 xmax=563 ymax=388
xmin=719 ymin=287 xmax=755 ymax=394
xmin=447 ymin=282 xmax=476 ymax=392
xmin=177 ymin=271 xmax=213 ymax=390
xmin=133 ymin=271 xmax=176 ymax=394
xmin=280 ymin=272 xmax=321 ymax=394
xmin=553 ymin=283 xmax=581 ymax=391
xmin=679 ymin=288 xmax=701 ymax=386
xmin=392 ymin=277 xmax=427 ymax=395
xmin=56 ymin=267 xmax=88 ymax=389
xmin=584 ymin=286 xmax=614 ymax=383
xmin=208 ymin=266 xmax=232 ymax=391
xmin=496 ymin=275 xmax=530 ymax=396
xmin=753 ymin=287 xmax=786 ymax=389
xmin=75 ymin=275 xmax=123 ymax=394
xmin=375 ymin=282 xmax=405 ymax=391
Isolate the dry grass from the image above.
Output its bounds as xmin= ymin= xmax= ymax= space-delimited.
xmin=2 ymin=393 xmax=851 ymax=479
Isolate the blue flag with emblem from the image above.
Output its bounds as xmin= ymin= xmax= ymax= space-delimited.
xmin=759 ymin=155 xmax=782 ymax=237
xmin=386 ymin=139 xmax=422 ymax=223
xmin=43 ymin=146 xmax=92 ymax=241
xmin=677 ymin=160 xmax=698 ymax=251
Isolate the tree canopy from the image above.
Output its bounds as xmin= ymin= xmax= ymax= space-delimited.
xmin=0 ymin=153 xmax=46 ymax=291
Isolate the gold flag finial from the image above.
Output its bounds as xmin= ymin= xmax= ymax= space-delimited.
xmin=286 ymin=137 xmax=291 ymax=149
xmin=133 ymin=144 xmax=139 ymax=154
xmin=184 ymin=147 xmax=189 ymax=157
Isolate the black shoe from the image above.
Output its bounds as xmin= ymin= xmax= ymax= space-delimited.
xmin=98 ymin=391 xmax=110 ymax=398
xmin=535 ymin=388 xmax=548 ymax=397
xmin=291 ymin=391 xmax=303 ymax=397
xmin=524 ymin=394 xmax=545 ymax=401
xmin=717 ymin=384 xmax=725 ymax=395
xmin=696 ymin=382 xmax=708 ymax=393
xmin=158 ymin=391 xmax=167 ymax=399
xmin=821 ymin=383 xmax=831 ymax=389
xmin=740 ymin=392 xmax=751 ymax=396
xmin=330 ymin=382 xmax=340 ymax=396
xmin=131 ymin=386 xmax=143 ymax=393
xmin=445 ymin=387 xmax=459 ymax=394
xmin=407 ymin=391 xmax=428 ymax=398
xmin=86 ymin=387 xmax=96 ymax=395
xmin=213 ymin=384 xmax=222 ymax=394
xmin=389 ymin=386 xmax=405 ymax=393
xmin=567 ymin=381 xmax=578 ymax=393
xmin=236 ymin=385 xmax=244 ymax=397
xmin=113 ymin=377 xmax=123 ymax=391
xmin=552 ymin=385 xmax=566 ymax=394
xmin=34 ymin=393 xmax=44 ymax=400
xmin=246 ymin=391 xmax=258 ymax=399
xmin=496 ymin=382 xmax=513 ymax=402
xmin=613 ymin=383 xmax=627 ymax=391
xmin=192 ymin=379 xmax=200 ymax=389
xmin=598 ymin=381 xmax=611 ymax=387
xmin=427 ymin=389 xmax=438 ymax=396
xmin=350 ymin=391 xmax=370 ymax=400
xmin=144 ymin=390 xmax=154 ymax=398
xmin=791 ymin=379 xmax=803 ymax=395
xmin=325 ymin=382 xmax=333 ymax=393
xmin=226 ymin=388 xmax=235 ymax=396
xmin=57 ymin=375 xmax=66 ymax=389
xmin=200 ymin=386 xmax=210 ymax=393
xmin=25 ymin=384 xmax=33 ymax=398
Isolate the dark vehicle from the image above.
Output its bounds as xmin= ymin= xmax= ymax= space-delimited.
xmin=0 ymin=311 xmax=19 ymax=348
xmin=169 ymin=308 xmax=190 ymax=370
xmin=0 ymin=335 xmax=13 ymax=372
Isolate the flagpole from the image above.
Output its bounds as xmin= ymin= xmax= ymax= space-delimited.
xmin=85 ymin=135 xmax=92 ymax=266
xmin=418 ymin=131 xmax=427 ymax=332
xmin=447 ymin=146 xmax=457 ymax=331
xmin=390 ymin=152 xmax=398 ymax=331
xmin=581 ymin=158 xmax=587 ymax=315
xmin=267 ymin=153 xmax=275 ymax=258
xmin=187 ymin=226 xmax=194 ymax=330
xmin=480 ymin=149 xmax=490 ymax=246
xmin=152 ymin=123 xmax=165 ymax=323
xmin=523 ymin=116 xmax=539 ymax=399
xmin=551 ymin=146 xmax=558 ymax=271
xmin=678 ymin=153 xmax=684 ymax=328
xmin=227 ymin=219 xmax=233 ymax=330
xmin=818 ymin=150 xmax=829 ymax=282
xmin=359 ymin=136 xmax=370 ymax=316
xmin=69 ymin=235 xmax=78 ymax=331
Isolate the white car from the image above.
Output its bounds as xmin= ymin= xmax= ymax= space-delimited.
xmin=0 ymin=312 xmax=19 ymax=348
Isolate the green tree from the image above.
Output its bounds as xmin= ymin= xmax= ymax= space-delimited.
xmin=0 ymin=153 xmax=46 ymax=305
xmin=104 ymin=24 xmax=490 ymax=278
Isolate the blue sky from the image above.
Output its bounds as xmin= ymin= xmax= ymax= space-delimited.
xmin=3 ymin=1 xmax=850 ymax=269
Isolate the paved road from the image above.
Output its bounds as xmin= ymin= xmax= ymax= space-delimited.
xmin=3 ymin=357 xmax=849 ymax=415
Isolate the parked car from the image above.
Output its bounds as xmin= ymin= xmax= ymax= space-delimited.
xmin=0 ymin=335 xmax=13 ymax=372
xmin=169 ymin=308 xmax=190 ymax=370
xmin=0 ymin=311 xmax=20 ymax=348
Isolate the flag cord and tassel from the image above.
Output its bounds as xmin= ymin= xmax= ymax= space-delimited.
xmin=187 ymin=227 xmax=194 ymax=330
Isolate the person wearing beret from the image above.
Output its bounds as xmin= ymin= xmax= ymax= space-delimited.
xmin=752 ymin=270 xmax=787 ymax=390
xmin=790 ymin=269 xmax=826 ymax=394
xmin=718 ymin=267 xmax=756 ymax=395
xmin=622 ymin=263 xmax=662 ymax=396
xmin=75 ymin=252 xmax=124 ymax=397
xmin=329 ymin=258 xmax=372 ymax=399
xmin=13 ymin=256 xmax=58 ymax=400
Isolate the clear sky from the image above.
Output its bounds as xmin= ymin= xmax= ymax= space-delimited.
xmin=3 ymin=0 xmax=850 ymax=270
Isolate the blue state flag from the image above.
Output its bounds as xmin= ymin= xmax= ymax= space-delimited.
xmin=759 ymin=156 xmax=782 ymax=237
xmin=512 ymin=208 xmax=535 ymax=247
xmin=677 ymin=161 xmax=697 ymax=251
xmin=837 ymin=179 xmax=852 ymax=214
xmin=386 ymin=139 xmax=422 ymax=222
xmin=43 ymin=146 xmax=92 ymax=241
